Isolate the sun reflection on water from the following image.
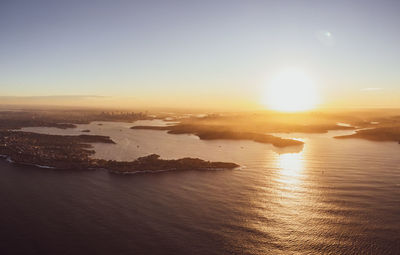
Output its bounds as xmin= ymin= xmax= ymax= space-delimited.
xmin=277 ymin=152 xmax=304 ymax=186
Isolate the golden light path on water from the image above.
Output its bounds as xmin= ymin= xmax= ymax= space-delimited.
xmin=273 ymin=150 xmax=308 ymax=223
xmin=252 ymin=136 xmax=355 ymax=253
xmin=250 ymin=141 xmax=324 ymax=253
xmin=277 ymin=152 xmax=304 ymax=187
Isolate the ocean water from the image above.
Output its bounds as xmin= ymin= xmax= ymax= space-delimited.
xmin=0 ymin=121 xmax=398 ymax=254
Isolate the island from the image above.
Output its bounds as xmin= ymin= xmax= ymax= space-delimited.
xmin=0 ymin=131 xmax=239 ymax=173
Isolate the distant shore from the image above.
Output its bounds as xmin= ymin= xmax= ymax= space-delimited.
xmin=131 ymin=124 xmax=304 ymax=148
xmin=334 ymin=126 xmax=400 ymax=143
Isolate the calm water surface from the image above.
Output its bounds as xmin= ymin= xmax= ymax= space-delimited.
xmin=1 ymin=121 xmax=398 ymax=254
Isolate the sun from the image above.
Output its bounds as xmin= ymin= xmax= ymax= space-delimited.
xmin=262 ymin=69 xmax=319 ymax=112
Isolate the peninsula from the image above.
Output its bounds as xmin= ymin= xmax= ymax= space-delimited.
xmin=334 ymin=126 xmax=400 ymax=143
xmin=0 ymin=110 xmax=239 ymax=173
xmin=131 ymin=124 xmax=304 ymax=147
xmin=0 ymin=130 xmax=239 ymax=173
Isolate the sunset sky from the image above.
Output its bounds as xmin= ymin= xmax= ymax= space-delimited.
xmin=1 ymin=0 xmax=399 ymax=110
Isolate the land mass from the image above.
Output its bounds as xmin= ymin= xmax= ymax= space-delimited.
xmin=0 ymin=110 xmax=149 ymax=130
xmin=0 ymin=110 xmax=239 ymax=173
xmin=1 ymin=108 xmax=399 ymax=174
xmin=132 ymin=110 xmax=400 ymax=146
xmin=334 ymin=126 xmax=400 ymax=143
xmin=131 ymin=124 xmax=304 ymax=147
xmin=0 ymin=131 xmax=239 ymax=173
xmin=98 ymin=154 xmax=239 ymax=174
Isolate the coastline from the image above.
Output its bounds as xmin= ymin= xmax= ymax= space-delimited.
xmin=131 ymin=125 xmax=304 ymax=148
xmin=334 ymin=126 xmax=400 ymax=143
xmin=0 ymin=154 xmax=239 ymax=174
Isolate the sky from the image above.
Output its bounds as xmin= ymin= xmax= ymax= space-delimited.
xmin=0 ymin=0 xmax=399 ymax=110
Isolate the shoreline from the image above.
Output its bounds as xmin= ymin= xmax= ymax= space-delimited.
xmin=0 ymin=154 xmax=239 ymax=174
xmin=131 ymin=125 xmax=304 ymax=148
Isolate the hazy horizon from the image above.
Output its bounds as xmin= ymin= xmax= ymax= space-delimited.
xmin=1 ymin=0 xmax=400 ymax=110
xmin=2 ymin=95 xmax=400 ymax=113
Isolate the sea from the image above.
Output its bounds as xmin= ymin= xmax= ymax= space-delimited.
xmin=0 ymin=120 xmax=399 ymax=254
